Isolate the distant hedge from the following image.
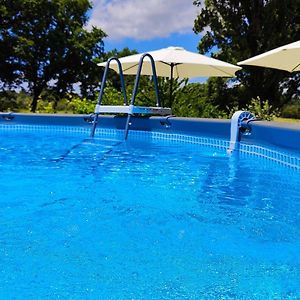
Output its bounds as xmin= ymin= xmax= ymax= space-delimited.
xmin=281 ymin=105 xmax=300 ymax=119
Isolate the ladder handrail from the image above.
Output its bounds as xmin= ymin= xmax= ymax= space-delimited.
xmin=91 ymin=57 xmax=127 ymax=137
xmin=124 ymin=53 xmax=160 ymax=139
xmin=129 ymin=53 xmax=161 ymax=107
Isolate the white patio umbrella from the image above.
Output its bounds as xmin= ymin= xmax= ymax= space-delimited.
xmin=98 ymin=46 xmax=241 ymax=105
xmin=238 ymin=40 xmax=300 ymax=72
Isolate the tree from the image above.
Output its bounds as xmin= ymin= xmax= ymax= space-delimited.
xmin=0 ymin=2 xmax=20 ymax=89
xmin=98 ymin=47 xmax=138 ymax=92
xmin=172 ymin=82 xmax=226 ymax=118
xmin=0 ymin=0 xmax=106 ymax=112
xmin=193 ymin=0 xmax=300 ymax=108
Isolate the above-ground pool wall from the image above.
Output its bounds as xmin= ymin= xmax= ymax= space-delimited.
xmin=242 ymin=121 xmax=300 ymax=152
xmin=0 ymin=113 xmax=299 ymax=153
xmin=156 ymin=117 xmax=230 ymax=139
xmin=0 ymin=113 xmax=231 ymax=139
xmin=0 ymin=113 xmax=96 ymax=128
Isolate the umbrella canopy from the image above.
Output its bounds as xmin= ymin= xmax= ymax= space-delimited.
xmin=98 ymin=46 xmax=241 ymax=107
xmin=98 ymin=46 xmax=241 ymax=78
xmin=238 ymin=40 xmax=300 ymax=72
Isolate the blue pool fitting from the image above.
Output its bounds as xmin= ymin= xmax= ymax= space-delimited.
xmin=1 ymin=112 xmax=15 ymax=121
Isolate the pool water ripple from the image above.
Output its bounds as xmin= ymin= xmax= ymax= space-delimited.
xmin=0 ymin=129 xmax=300 ymax=299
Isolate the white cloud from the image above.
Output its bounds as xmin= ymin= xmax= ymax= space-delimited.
xmin=88 ymin=0 xmax=200 ymax=41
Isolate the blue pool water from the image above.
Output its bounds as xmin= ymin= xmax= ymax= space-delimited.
xmin=0 ymin=128 xmax=300 ymax=299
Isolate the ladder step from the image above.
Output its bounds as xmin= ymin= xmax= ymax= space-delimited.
xmin=95 ymin=105 xmax=171 ymax=115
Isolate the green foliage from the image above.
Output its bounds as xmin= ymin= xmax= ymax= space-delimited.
xmin=55 ymin=97 xmax=72 ymax=112
xmin=101 ymin=47 xmax=139 ymax=62
xmin=0 ymin=90 xmax=31 ymax=112
xmin=101 ymin=86 xmax=127 ymax=106
xmin=172 ymin=83 xmax=227 ymax=118
xmin=281 ymin=105 xmax=300 ymax=119
xmin=0 ymin=0 xmax=106 ymax=111
xmin=66 ymin=97 xmax=96 ymax=114
xmin=206 ymin=77 xmax=243 ymax=110
xmin=193 ymin=0 xmax=300 ymax=107
xmin=279 ymin=73 xmax=300 ymax=103
xmin=129 ymin=76 xmax=177 ymax=108
xmin=59 ymin=86 xmax=125 ymax=115
xmin=0 ymin=91 xmax=19 ymax=112
xmin=242 ymin=97 xmax=279 ymax=121
xmin=36 ymin=99 xmax=55 ymax=114
xmin=158 ymin=77 xmax=188 ymax=109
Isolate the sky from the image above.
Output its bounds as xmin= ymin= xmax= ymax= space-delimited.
xmin=88 ymin=0 xmax=202 ymax=54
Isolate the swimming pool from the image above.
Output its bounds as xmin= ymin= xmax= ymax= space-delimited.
xmin=0 ymin=123 xmax=300 ymax=299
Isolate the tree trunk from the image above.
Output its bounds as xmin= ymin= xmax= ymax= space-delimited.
xmin=30 ymin=84 xmax=43 ymax=112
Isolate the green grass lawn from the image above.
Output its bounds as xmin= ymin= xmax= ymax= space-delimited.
xmin=274 ymin=117 xmax=300 ymax=124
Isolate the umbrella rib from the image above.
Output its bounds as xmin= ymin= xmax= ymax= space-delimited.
xmin=160 ymin=61 xmax=237 ymax=77
xmin=291 ymin=62 xmax=300 ymax=72
xmin=122 ymin=61 xmax=183 ymax=73
xmin=123 ymin=63 xmax=140 ymax=72
xmin=160 ymin=61 xmax=182 ymax=67
xmin=209 ymin=65 xmax=238 ymax=76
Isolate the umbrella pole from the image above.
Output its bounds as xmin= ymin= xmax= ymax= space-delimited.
xmin=169 ymin=63 xmax=174 ymax=108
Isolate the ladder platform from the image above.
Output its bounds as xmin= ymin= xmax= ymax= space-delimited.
xmin=95 ymin=104 xmax=171 ymax=115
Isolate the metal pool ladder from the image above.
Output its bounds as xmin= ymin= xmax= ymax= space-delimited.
xmin=90 ymin=54 xmax=172 ymax=139
xmin=90 ymin=57 xmax=128 ymax=137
